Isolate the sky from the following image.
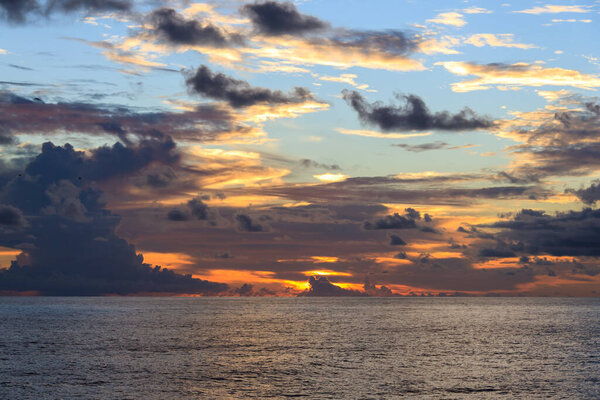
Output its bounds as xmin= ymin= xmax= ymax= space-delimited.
xmin=0 ymin=0 xmax=600 ymax=296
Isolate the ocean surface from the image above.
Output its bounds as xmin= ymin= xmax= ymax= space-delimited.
xmin=1 ymin=297 xmax=599 ymax=399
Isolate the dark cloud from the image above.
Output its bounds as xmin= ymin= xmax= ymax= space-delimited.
xmin=185 ymin=65 xmax=316 ymax=108
xmin=0 ymin=142 xmax=227 ymax=295
xmin=167 ymin=197 xmax=209 ymax=222
xmin=0 ymin=0 xmax=131 ymax=23
xmin=299 ymin=275 xmax=365 ymax=296
xmin=325 ymin=29 xmax=417 ymax=55
xmin=363 ymin=279 xmax=394 ymax=296
xmin=389 ymin=234 xmax=406 ymax=246
xmin=567 ymin=181 xmax=600 ymax=205
xmin=0 ymin=204 xmax=26 ymax=227
xmin=147 ymin=8 xmax=244 ymax=47
xmin=47 ymin=0 xmax=131 ymax=13
xmin=342 ymin=90 xmax=494 ymax=132
xmin=499 ymin=100 xmax=600 ymax=182
xmin=241 ymin=1 xmax=328 ymax=36
xmin=480 ymin=208 xmax=600 ymax=257
xmin=167 ymin=209 xmax=188 ymax=221
xmin=478 ymin=248 xmax=516 ymax=258
xmin=0 ymin=90 xmax=241 ymax=143
xmin=0 ymin=0 xmax=40 ymax=23
xmin=236 ymin=214 xmax=264 ymax=232
xmin=364 ymin=212 xmax=418 ymax=230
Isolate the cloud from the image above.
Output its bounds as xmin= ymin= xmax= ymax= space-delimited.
xmin=241 ymin=1 xmax=329 ymax=36
xmin=335 ymin=128 xmax=432 ymax=139
xmin=481 ymin=208 xmax=600 ymax=257
xmin=394 ymin=141 xmax=449 ymax=152
xmin=342 ymin=90 xmax=493 ymax=132
xmin=462 ymin=7 xmax=493 ymax=14
xmin=146 ymin=8 xmax=244 ymax=47
xmin=318 ymin=73 xmax=374 ymax=91
xmin=236 ymin=214 xmax=264 ymax=232
xmin=427 ymin=12 xmax=466 ymax=27
xmin=0 ymin=204 xmax=26 ymax=227
xmin=313 ymin=173 xmax=348 ymax=183
xmin=0 ymin=90 xmax=250 ymax=144
xmin=185 ymin=65 xmax=316 ymax=108
xmin=0 ymin=0 xmax=131 ymax=24
xmin=437 ymin=61 xmax=600 ymax=92
xmin=567 ymin=182 xmax=600 ymax=205
xmin=299 ymin=275 xmax=365 ymax=296
xmin=389 ymin=234 xmax=406 ymax=246
xmin=364 ymin=211 xmax=418 ymax=230
xmin=465 ymin=34 xmax=535 ymax=49
xmin=496 ymin=99 xmax=600 ymax=181
xmin=514 ymin=5 xmax=592 ymax=14
xmin=167 ymin=196 xmax=209 ymax=221
xmin=299 ymin=159 xmax=340 ymax=171
xmin=0 ymin=142 xmax=228 ymax=295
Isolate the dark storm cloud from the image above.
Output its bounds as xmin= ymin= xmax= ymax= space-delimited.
xmin=241 ymin=1 xmax=329 ymax=36
xmin=236 ymin=214 xmax=264 ymax=232
xmin=342 ymin=90 xmax=494 ymax=132
xmin=480 ymin=208 xmax=600 ymax=257
xmin=147 ymin=8 xmax=244 ymax=47
xmin=185 ymin=65 xmax=316 ymax=108
xmin=299 ymin=275 xmax=365 ymax=296
xmin=0 ymin=142 xmax=228 ymax=295
xmin=0 ymin=0 xmax=131 ymax=23
xmin=0 ymin=204 xmax=26 ymax=227
xmin=567 ymin=181 xmax=600 ymax=205
xmin=23 ymin=138 xmax=178 ymax=184
xmin=0 ymin=91 xmax=240 ymax=143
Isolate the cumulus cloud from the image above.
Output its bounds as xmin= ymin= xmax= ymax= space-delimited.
xmin=427 ymin=12 xmax=466 ymax=27
xmin=299 ymin=275 xmax=365 ymax=296
xmin=567 ymin=182 xmax=600 ymax=205
xmin=480 ymin=208 xmax=600 ymax=257
xmin=147 ymin=8 xmax=244 ymax=47
xmin=236 ymin=214 xmax=264 ymax=232
xmin=241 ymin=1 xmax=329 ymax=36
xmin=0 ymin=142 xmax=227 ymax=295
xmin=364 ymin=211 xmax=418 ymax=230
xmin=167 ymin=196 xmax=209 ymax=221
xmin=342 ymin=90 xmax=493 ymax=132
xmin=185 ymin=65 xmax=316 ymax=108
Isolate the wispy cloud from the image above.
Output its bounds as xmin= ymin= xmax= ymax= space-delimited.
xmin=514 ymin=5 xmax=592 ymax=14
xmin=437 ymin=61 xmax=600 ymax=92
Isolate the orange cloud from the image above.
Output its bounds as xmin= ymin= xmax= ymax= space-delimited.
xmin=437 ymin=61 xmax=600 ymax=92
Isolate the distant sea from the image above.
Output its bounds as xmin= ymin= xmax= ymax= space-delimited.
xmin=1 ymin=297 xmax=599 ymax=399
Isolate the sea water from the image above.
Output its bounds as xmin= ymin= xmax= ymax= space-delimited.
xmin=1 ymin=297 xmax=599 ymax=399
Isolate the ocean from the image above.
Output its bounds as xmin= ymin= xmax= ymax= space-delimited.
xmin=1 ymin=297 xmax=599 ymax=399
